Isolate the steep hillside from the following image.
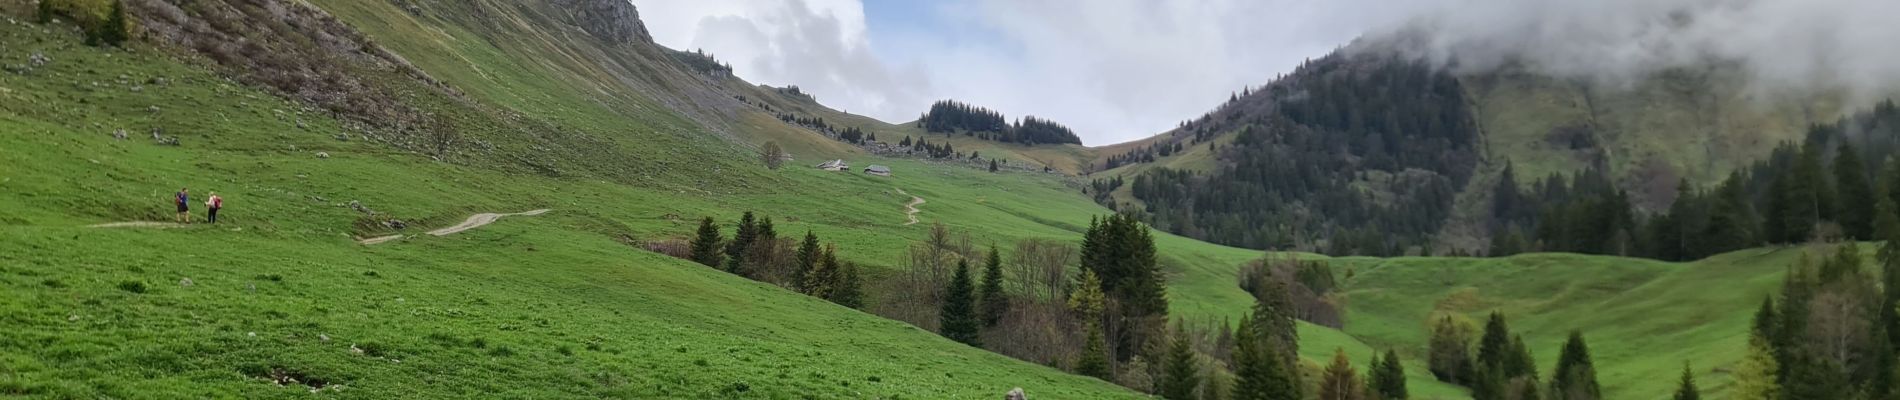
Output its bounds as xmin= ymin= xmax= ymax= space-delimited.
xmin=0 ymin=1 xmax=1453 ymax=398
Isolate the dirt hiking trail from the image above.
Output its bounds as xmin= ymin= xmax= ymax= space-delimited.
xmin=359 ymin=209 xmax=550 ymax=245
xmin=88 ymin=221 xmax=187 ymax=229
xmin=895 ymin=189 xmax=925 ymax=226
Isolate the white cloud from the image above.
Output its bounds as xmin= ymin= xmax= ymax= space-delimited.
xmin=634 ymin=0 xmax=1385 ymax=144
xmin=1368 ymin=0 xmax=1900 ymax=99
xmin=634 ymin=0 xmax=929 ymax=122
xmin=633 ymin=0 xmax=1900 ymax=145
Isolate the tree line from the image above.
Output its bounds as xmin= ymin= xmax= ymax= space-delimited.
xmin=1114 ymin=54 xmax=1478 ymax=256
xmin=1489 ymin=100 xmax=1900 ymax=261
xmin=918 ymin=100 xmax=1084 ymax=145
xmin=653 ymin=212 xmax=865 ymax=309
xmin=1731 ymin=241 xmax=1900 ymax=399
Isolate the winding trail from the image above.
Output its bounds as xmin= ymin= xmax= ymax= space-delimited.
xmin=358 ymin=209 xmax=551 ymax=245
xmin=895 ymin=189 xmax=925 ymax=226
xmin=88 ymin=221 xmax=186 ymax=229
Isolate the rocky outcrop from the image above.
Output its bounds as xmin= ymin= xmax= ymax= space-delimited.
xmin=548 ymin=0 xmax=651 ymax=45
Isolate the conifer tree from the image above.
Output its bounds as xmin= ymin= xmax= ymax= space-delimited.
xmin=724 ymin=212 xmax=758 ymax=275
xmin=989 ymin=159 xmax=1000 ymax=172
xmin=1835 ymin=143 xmax=1876 ymax=239
xmin=1159 ymin=322 xmax=1202 ymax=400
xmin=793 ymin=231 xmax=820 ymax=293
xmin=1505 ymin=335 xmax=1538 ymax=380
xmin=939 ymin=259 xmax=981 ymax=347
xmin=828 ymin=260 xmax=863 ymax=309
xmin=1549 ymin=331 xmax=1600 ymax=400
xmin=1428 ymin=315 xmax=1476 ymax=385
xmin=36 ymin=0 xmax=54 ymax=24
xmin=1321 ymin=348 xmax=1366 ymax=400
xmin=979 ymin=247 xmax=1008 ymax=327
xmin=807 ymin=245 xmax=840 ymax=299
xmin=1073 ymin=270 xmax=1111 ymax=380
xmin=1472 ymin=370 xmax=1505 ymax=400
xmin=1477 ymin=312 xmax=1512 ymax=374
xmin=1672 ymin=363 xmax=1699 ymax=400
xmin=1371 ymin=349 xmax=1408 ymax=400
xmin=689 ymin=217 xmax=724 ymax=267
xmin=757 ymin=217 xmax=777 ymax=241
xmin=97 ymin=0 xmax=129 ymax=47
xmin=1732 ymin=334 xmax=1780 ymax=400
xmin=1232 ymin=315 xmax=1301 ymax=400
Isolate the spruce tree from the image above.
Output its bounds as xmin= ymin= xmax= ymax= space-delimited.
xmin=828 ymin=260 xmax=863 ymax=309
xmin=1877 ymin=191 xmax=1900 ymax=399
xmin=36 ymin=0 xmax=53 ymax=24
xmin=1472 ymin=370 xmax=1505 ymax=400
xmin=1072 ymin=269 xmax=1111 ymax=380
xmin=724 ymin=212 xmax=758 ymax=275
xmin=1477 ymin=312 xmax=1512 ymax=375
xmin=1233 ymin=315 xmax=1300 ymax=400
xmin=1549 ymin=331 xmax=1600 ymax=400
xmin=807 ymin=245 xmax=840 ymax=299
xmin=1835 ymin=143 xmax=1876 ymax=240
xmin=1732 ymin=334 xmax=1780 ymax=400
xmin=1505 ymin=335 xmax=1538 ymax=380
xmin=1672 ymin=363 xmax=1699 ymax=400
xmin=989 ymin=159 xmax=1000 ymax=172
xmin=1428 ymin=315 xmax=1476 ymax=385
xmin=689 ymin=217 xmax=724 ymax=267
xmin=97 ymin=0 xmax=129 ymax=47
xmin=793 ymin=231 xmax=821 ymax=294
xmin=939 ymin=259 xmax=981 ymax=347
xmin=979 ymin=247 xmax=1008 ymax=327
xmin=1320 ymin=348 xmax=1366 ymax=400
xmin=1159 ymin=322 xmax=1201 ymax=400
xmin=1373 ymin=349 xmax=1409 ymax=399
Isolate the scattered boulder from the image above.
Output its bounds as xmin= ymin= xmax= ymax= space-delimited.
xmin=147 ymin=105 xmax=161 ymax=114
xmin=383 ymin=219 xmax=406 ymax=230
xmin=315 ymin=152 xmax=330 ymax=159
xmin=112 ymin=129 xmax=127 ymax=140
xmin=179 ymin=278 xmax=193 ymax=287
xmin=348 ymin=200 xmax=373 ymax=215
xmin=1005 ymin=388 xmax=1026 ymax=400
xmin=28 ymin=52 xmax=48 ymax=67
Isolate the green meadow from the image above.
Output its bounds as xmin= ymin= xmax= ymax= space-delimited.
xmin=0 ymin=2 xmax=1813 ymax=399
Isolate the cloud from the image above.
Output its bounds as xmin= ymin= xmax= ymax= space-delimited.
xmin=634 ymin=0 xmax=1900 ymax=145
xmin=633 ymin=0 xmax=930 ymax=122
xmin=1365 ymin=0 xmax=1900 ymax=97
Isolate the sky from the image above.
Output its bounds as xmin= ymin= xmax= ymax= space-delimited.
xmin=632 ymin=0 xmax=1900 ymax=146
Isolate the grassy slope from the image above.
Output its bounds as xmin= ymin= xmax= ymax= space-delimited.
xmin=0 ymin=2 xmax=1822 ymax=400
xmin=1464 ymin=68 xmax=1843 ymax=203
xmin=0 ymin=6 xmax=1434 ymax=398
xmin=0 ymin=13 xmax=1147 ymax=399
xmin=1336 ymin=246 xmax=1816 ymax=399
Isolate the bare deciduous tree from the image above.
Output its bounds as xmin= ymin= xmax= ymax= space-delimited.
xmin=761 ymin=141 xmax=786 ymax=170
xmin=875 ymin=223 xmax=973 ymax=331
xmin=1011 ymin=238 xmax=1075 ymax=301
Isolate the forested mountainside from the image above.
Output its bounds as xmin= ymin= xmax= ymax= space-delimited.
xmin=1112 ymin=52 xmax=1480 ymax=254
xmin=1100 ymin=42 xmax=1860 ymax=258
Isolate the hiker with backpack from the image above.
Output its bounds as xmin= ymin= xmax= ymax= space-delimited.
xmin=175 ymin=188 xmax=191 ymax=224
xmin=205 ymin=192 xmax=223 ymax=223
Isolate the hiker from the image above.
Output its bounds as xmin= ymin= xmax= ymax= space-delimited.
xmin=205 ymin=192 xmax=223 ymax=224
xmin=175 ymin=188 xmax=190 ymax=223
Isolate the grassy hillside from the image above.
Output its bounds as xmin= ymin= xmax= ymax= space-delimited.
xmin=0 ymin=2 xmax=1823 ymax=400
xmin=0 ymin=7 xmax=1430 ymax=397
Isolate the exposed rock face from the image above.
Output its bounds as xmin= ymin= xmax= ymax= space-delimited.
xmin=548 ymin=0 xmax=652 ymax=44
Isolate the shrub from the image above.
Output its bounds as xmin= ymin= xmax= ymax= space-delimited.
xmin=642 ymin=239 xmax=692 ymax=259
xmin=117 ymin=280 xmax=147 ymax=293
xmin=36 ymin=0 xmax=54 ymax=24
